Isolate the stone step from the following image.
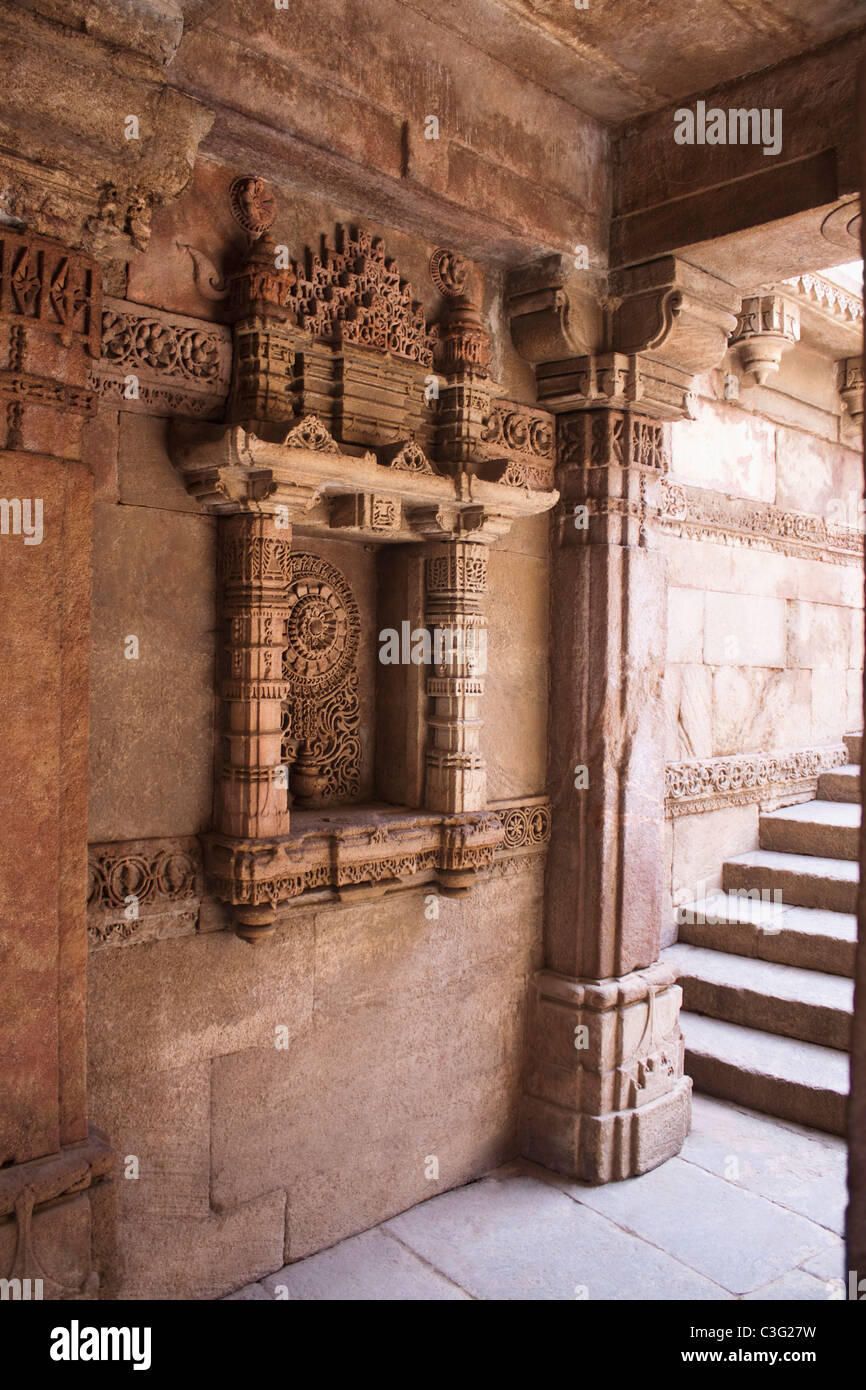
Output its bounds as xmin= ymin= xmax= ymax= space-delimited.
xmin=722 ymin=849 xmax=859 ymax=914
xmin=681 ymin=1012 xmax=849 ymax=1135
xmin=817 ymin=763 xmax=861 ymax=803
xmin=676 ymin=891 xmax=857 ymax=978
xmin=759 ymin=798 xmax=861 ymax=861
xmin=665 ymin=943 xmax=853 ymax=1049
xmin=844 ymin=732 xmax=862 ymax=764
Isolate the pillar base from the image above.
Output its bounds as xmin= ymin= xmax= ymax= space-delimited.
xmin=0 ymin=1129 xmax=116 ymax=1300
xmin=520 ymin=963 xmax=692 ymax=1183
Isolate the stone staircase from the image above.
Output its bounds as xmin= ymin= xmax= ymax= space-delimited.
xmin=664 ymin=733 xmax=861 ymax=1136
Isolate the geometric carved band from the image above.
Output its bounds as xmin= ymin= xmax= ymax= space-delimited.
xmin=660 ymin=478 xmax=863 ymax=566
xmin=665 ymin=743 xmax=849 ymax=817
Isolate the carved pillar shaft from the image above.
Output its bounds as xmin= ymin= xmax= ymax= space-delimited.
xmin=423 ymin=540 xmax=488 ymax=814
xmin=216 ymin=513 xmax=292 ymax=841
xmin=521 ymin=407 xmax=690 ymax=1182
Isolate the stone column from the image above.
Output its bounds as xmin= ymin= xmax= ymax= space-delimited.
xmin=215 ymin=511 xmax=292 ymax=940
xmin=423 ymin=540 xmax=488 ymax=815
xmin=521 ymin=407 xmax=691 ymax=1182
xmin=511 ymin=255 xmax=739 ymax=1182
xmin=0 ymin=227 xmax=115 ymax=1295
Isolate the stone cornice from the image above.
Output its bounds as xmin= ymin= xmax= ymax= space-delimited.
xmin=508 ymin=255 xmax=740 ymax=422
xmin=0 ymin=5 xmax=213 ymax=255
xmin=782 ymin=272 xmax=863 ymax=327
xmin=665 ymin=744 xmax=848 ymax=817
xmin=660 ymin=478 xmax=863 ymax=565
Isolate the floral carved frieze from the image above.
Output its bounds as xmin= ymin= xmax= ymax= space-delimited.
xmin=660 ymin=478 xmax=863 ymax=565
xmin=665 ymin=745 xmax=848 ymax=817
xmin=86 ymin=837 xmax=202 ymax=950
xmin=90 ymin=298 xmax=232 ymax=418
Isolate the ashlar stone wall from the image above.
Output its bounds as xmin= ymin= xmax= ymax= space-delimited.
xmin=84 ymin=159 xmax=550 ymax=1299
xmin=663 ymin=343 xmax=864 ymax=937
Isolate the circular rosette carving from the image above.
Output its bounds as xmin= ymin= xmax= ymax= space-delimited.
xmin=501 ymin=807 xmax=529 ymax=848
xmin=283 ymin=555 xmax=360 ymax=698
xmin=105 ymin=856 xmax=152 ymax=908
xmin=429 ymin=247 xmax=468 ymax=299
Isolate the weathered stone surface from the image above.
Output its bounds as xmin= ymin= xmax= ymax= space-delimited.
xmin=566 ymin=1154 xmax=837 ymax=1295
xmin=116 ymin=1190 xmax=287 ymax=1300
xmin=672 ymin=803 xmax=758 ymax=902
xmin=386 ymin=1172 xmax=727 ymax=1300
xmin=788 ymin=600 xmax=851 ymax=670
xmin=710 ymin=667 xmax=811 ymax=756
xmin=704 ymin=592 xmax=787 ymax=668
xmin=667 ymin=586 xmax=704 ymax=664
xmin=671 ymin=399 xmax=776 ymax=501
xmin=684 ymin=1094 xmax=847 ymax=1236
xmin=775 ymin=426 xmax=862 ymax=517
xmin=87 ymin=911 xmax=317 ymax=1078
xmin=89 ymin=1061 xmax=212 ymax=1220
xmin=88 ymin=501 xmax=216 ymax=842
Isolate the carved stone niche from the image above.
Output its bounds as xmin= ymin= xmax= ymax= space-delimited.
xmin=170 ymin=183 xmax=559 ymax=942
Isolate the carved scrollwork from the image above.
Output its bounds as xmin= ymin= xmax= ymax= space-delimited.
xmin=281 ymin=553 xmax=362 ymax=806
xmin=665 ymin=744 xmax=849 ymax=816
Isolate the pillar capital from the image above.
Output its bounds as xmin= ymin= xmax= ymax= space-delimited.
xmin=509 ymin=254 xmax=740 ymax=421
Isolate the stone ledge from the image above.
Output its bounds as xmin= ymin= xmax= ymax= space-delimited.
xmin=86 ymin=797 xmax=551 ymax=949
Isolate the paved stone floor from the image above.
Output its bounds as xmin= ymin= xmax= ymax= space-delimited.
xmin=225 ymin=1095 xmax=847 ymax=1300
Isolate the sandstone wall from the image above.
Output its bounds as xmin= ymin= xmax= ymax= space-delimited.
xmin=663 ymin=352 xmax=864 ymax=936
xmin=84 ymin=161 xmax=549 ymax=1299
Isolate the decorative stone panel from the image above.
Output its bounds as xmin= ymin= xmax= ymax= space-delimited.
xmin=91 ymin=298 xmax=232 ymax=418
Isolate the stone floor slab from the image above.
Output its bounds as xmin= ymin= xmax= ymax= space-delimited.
xmin=563 ymin=1155 xmax=836 ymax=1295
xmin=385 ymin=1174 xmax=729 ymax=1300
xmin=742 ymin=1269 xmax=837 ymax=1300
xmin=681 ymin=1094 xmax=847 ymax=1235
xmin=261 ymin=1227 xmax=471 ymax=1300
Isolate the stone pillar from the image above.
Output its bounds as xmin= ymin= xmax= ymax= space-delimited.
xmin=215 ymin=511 xmax=292 ymax=940
xmin=423 ymin=540 xmax=488 ymax=815
xmin=509 ymin=254 xmax=740 ymax=1182
xmin=0 ymin=227 xmax=115 ymax=1295
xmin=521 ymin=407 xmax=691 ymax=1182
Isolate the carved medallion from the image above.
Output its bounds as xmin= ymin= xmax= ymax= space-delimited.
xmin=229 ymin=175 xmax=277 ymax=239
xmin=281 ymin=553 xmax=362 ymax=806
